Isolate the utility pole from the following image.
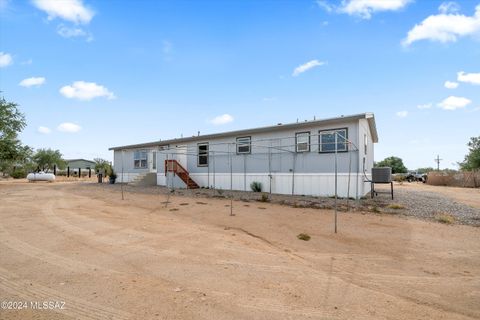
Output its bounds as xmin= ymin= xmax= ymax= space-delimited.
xmin=434 ymin=155 xmax=442 ymax=171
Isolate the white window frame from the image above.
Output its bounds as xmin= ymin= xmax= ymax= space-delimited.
xmin=319 ymin=128 xmax=348 ymax=153
xmin=197 ymin=143 xmax=209 ymax=167
xmin=133 ymin=150 xmax=148 ymax=169
xmin=295 ymin=132 xmax=310 ymax=152
xmin=236 ymin=136 xmax=251 ymax=154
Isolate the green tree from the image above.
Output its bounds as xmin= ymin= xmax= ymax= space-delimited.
xmin=460 ymin=136 xmax=480 ymax=171
xmin=32 ymin=149 xmax=66 ymax=172
xmin=416 ymin=167 xmax=434 ymax=174
xmin=0 ymin=96 xmax=31 ymax=175
xmin=376 ymin=156 xmax=408 ymax=174
xmin=94 ymin=158 xmax=112 ymax=176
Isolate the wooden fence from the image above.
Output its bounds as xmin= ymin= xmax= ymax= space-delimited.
xmin=427 ymin=171 xmax=480 ymax=188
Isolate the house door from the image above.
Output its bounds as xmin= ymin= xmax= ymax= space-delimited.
xmin=149 ymin=151 xmax=157 ymax=172
xmin=175 ymin=145 xmax=188 ymax=169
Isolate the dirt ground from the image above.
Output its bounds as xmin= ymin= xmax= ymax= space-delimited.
xmin=0 ymin=181 xmax=479 ymax=320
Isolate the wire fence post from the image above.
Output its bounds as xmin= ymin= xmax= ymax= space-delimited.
xmin=268 ymin=144 xmax=272 ymax=194
xmin=207 ymin=149 xmax=210 ymax=189
xmin=212 ymin=150 xmax=216 ymax=191
xmin=121 ymin=149 xmax=125 ymax=200
xmin=292 ymin=152 xmax=296 ymax=195
xmin=334 ymin=132 xmax=338 ymax=234
xmin=243 ymin=154 xmax=246 ymax=191
xmin=347 ymin=143 xmax=352 ymax=211
xmin=229 ymin=144 xmax=234 ymax=216
xmin=165 ymin=153 xmax=170 ymax=208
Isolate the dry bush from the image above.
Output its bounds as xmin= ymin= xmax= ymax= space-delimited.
xmin=297 ymin=233 xmax=311 ymax=241
xmin=387 ymin=203 xmax=405 ymax=210
xmin=436 ymin=213 xmax=455 ymax=225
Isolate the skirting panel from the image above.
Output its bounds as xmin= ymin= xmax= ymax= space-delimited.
xmin=157 ymin=172 xmax=371 ymax=198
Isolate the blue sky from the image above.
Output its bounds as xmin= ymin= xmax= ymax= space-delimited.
xmin=1 ymin=0 xmax=479 ymax=169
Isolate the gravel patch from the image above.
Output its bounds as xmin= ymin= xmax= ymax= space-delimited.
xmin=83 ymin=183 xmax=480 ymax=227
xmin=365 ymin=186 xmax=480 ymax=226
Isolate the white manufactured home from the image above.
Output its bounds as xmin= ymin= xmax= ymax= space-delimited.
xmin=109 ymin=113 xmax=378 ymax=198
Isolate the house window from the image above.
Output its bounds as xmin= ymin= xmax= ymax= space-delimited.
xmin=319 ymin=128 xmax=348 ymax=153
xmin=364 ymin=134 xmax=368 ymax=155
xmin=133 ymin=150 xmax=148 ymax=168
xmin=198 ymin=143 xmax=209 ymax=166
xmin=236 ymin=136 xmax=251 ymax=154
xmin=296 ymin=132 xmax=310 ymax=152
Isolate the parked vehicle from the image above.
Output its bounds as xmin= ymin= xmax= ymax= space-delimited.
xmin=406 ymin=171 xmax=427 ymax=183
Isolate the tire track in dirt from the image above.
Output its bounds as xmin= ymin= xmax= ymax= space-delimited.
xmin=0 ymin=267 xmax=132 ymax=320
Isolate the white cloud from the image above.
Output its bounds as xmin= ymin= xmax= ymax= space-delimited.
xmin=444 ymin=80 xmax=459 ymax=89
xmin=57 ymin=122 xmax=82 ymax=133
xmin=210 ymin=114 xmax=234 ymax=125
xmin=21 ymin=59 xmax=33 ymax=65
xmin=262 ymin=97 xmax=277 ymax=102
xmin=396 ymin=110 xmax=408 ymax=118
xmin=19 ymin=77 xmax=46 ymax=87
xmin=439 ymin=2 xmax=460 ymax=14
xmin=292 ymin=60 xmax=326 ymax=77
xmin=60 ymin=81 xmax=115 ymax=101
xmin=32 ymin=0 xmax=94 ymax=24
xmin=37 ymin=126 xmax=51 ymax=134
xmin=0 ymin=0 xmax=10 ymax=11
xmin=162 ymin=40 xmax=173 ymax=54
xmin=417 ymin=103 xmax=432 ymax=109
xmin=457 ymin=71 xmax=480 ymax=85
xmin=317 ymin=0 xmax=334 ymax=13
xmin=403 ymin=4 xmax=480 ymax=46
xmin=437 ymin=95 xmax=472 ymax=110
xmin=0 ymin=52 xmax=12 ymax=67
xmin=57 ymin=25 xmax=93 ymax=41
xmin=338 ymin=0 xmax=411 ymax=19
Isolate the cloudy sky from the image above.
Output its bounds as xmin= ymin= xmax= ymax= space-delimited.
xmin=1 ymin=0 xmax=479 ymax=169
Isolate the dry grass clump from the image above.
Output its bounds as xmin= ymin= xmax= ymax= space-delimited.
xmin=387 ymin=203 xmax=405 ymax=210
xmin=297 ymin=233 xmax=311 ymax=241
xmin=436 ymin=213 xmax=455 ymax=225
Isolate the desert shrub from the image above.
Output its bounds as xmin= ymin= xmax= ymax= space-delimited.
xmin=371 ymin=206 xmax=381 ymax=213
xmin=436 ymin=213 xmax=455 ymax=224
xmin=387 ymin=203 xmax=405 ymax=209
xmin=10 ymin=169 xmax=27 ymax=179
xmin=250 ymin=181 xmax=262 ymax=192
xmin=260 ymin=193 xmax=269 ymax=202
xmin=297 ymin=233 xmax=311 ymax=241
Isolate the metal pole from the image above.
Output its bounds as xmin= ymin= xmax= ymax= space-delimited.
xmin=165 ymin=153 xmax=170 ymax=208
xmin=212 ymin=150 xmax=216 ymax=191
xmin=347 ymin=143 xmax=352 ymax=211
xmin=291 ymin=152 xmax=296 ymax=195
xmin=268 ymin=144 xmax=272 ymax=194
xmin=229 ymin=144 xmax=233 ymax=216
xmin=243 ymin=154 xmax=246 ymax=191
xmin=121 ymin=150 xmax=125 ymax=200
xmin=334 ymin=133 xmax=338 ymax=234
xmin=207 ymin=149 xmax=210 ymax=188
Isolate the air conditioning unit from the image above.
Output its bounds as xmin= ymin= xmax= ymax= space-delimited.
xmin=372 ymin=167 xmax=392 ymax=183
